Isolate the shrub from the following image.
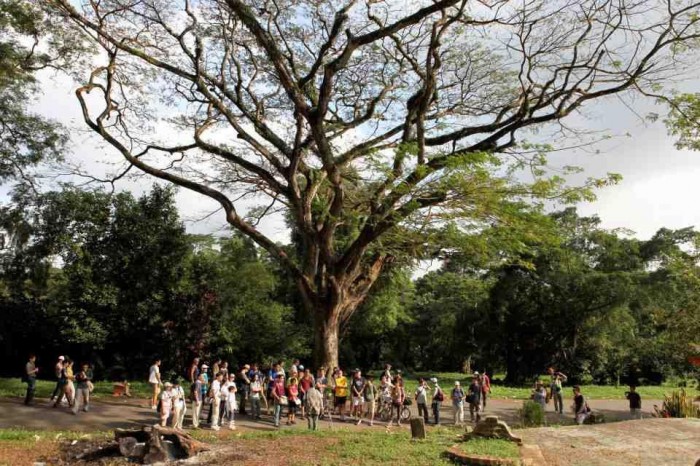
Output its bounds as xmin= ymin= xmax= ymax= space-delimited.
xmin=518 ymin=401 xmax=545 ymax=427
xmin=654 ymin=389 xmax=700 ymax=418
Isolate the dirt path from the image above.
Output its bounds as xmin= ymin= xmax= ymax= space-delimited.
xmin=519 ymin=418 xmax=700 ymax=466
xmin=0 ymin=396 xmax=661 ymax=432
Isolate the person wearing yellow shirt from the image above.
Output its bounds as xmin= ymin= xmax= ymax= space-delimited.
xmin=334 ymin=369 xmax=349 ymax=421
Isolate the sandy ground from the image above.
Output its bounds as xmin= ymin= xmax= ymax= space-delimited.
xmin=519 ymin=418 xmax=700 ymax=466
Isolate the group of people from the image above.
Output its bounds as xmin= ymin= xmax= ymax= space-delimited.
xmin=23 ymin=354 xmax=94 ymax=415
xmin=147 ymin=359 xmax=495 ymax=431
xmin=24 ymin=354 xmax=642 ymax=429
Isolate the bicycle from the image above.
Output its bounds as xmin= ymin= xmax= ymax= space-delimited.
xmin=377 ymin=397 xmax=410 ymax=422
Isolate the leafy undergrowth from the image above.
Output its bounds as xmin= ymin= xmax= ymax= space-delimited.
xmin=459 ymin=438 xmax=521 ymax=459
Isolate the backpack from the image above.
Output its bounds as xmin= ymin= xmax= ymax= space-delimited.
xmin=434 ymin=389 xmax=444 ymax=402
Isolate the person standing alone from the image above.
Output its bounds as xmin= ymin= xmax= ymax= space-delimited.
xmin=149 ymin=359 xmax=163 ymax=410
xmin=23 ymin=354 xmax=39 ymax=405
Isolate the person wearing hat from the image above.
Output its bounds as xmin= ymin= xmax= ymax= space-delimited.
xmin=50 ymin=356 xmax=65 ymax=403
xmin=159 ymin=382 xmax=174 ymax=427
xmin=451 ymin=381 xmax=465 ymax=426
xmin=430 ymin=378 xmax=444 ymax=425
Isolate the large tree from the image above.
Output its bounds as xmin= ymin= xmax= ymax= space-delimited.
xmin=51 ymin=0 xmax=700 ymax=369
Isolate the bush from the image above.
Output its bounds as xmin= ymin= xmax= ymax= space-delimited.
xmin=654 ymin=389 xmax=700 ymax=418
xmin=518 ymin=401 xmax=545 ymax=427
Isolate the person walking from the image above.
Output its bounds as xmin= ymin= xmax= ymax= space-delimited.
xmin=548 ymin=367 xmax=567 ymax=414
xmin=191 ymin=374 xmax=203 ymax=429
xmin=72 ymin=363 xmax=92 ymax=414
xmin=271 ymin=373 xmax=287 ymax=428
xmin=60 ymin=359 xmax=76 ymax=408
xmin=480 ymin=372 xmax=491 ymax=410
xmin=451 ymin=381 xmax=465 ymax=426
xmin=23 ymin=354 xmax=39 ymax=405
xmin=50 ymin=356 xmax=65 ymax=403
xmin=149 ymin=359 xmax=163 ymax=410
xmin=249 ymin=373 xmax=263 ymax=420
xmin=305 ymin=381 xmax=324 ymax=431
xmin=364 ymin=375 xmax=377 ymax=426
xmin=415 ymin=378 xmax=429 ymax=424
xmin=468 ymin=374 xmax=482 ymax=422
xmin=430 ymin=377 xmax=444 ymax=425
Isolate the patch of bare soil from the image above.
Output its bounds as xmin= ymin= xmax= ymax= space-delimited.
xmin=519 ymin=418 xmax=700 ymax=466
xmin=189 ymin=436 xmax=340 ymax=466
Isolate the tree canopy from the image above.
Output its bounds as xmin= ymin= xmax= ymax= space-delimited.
xmin=40 ymin=0 xmax=700 ymax=368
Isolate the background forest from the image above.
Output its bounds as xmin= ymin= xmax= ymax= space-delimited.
xmin=1 ymin=186 xmax=697 ymax=386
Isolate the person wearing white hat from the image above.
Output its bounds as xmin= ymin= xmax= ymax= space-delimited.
xmin=451 ymin=381 xmax=465 ymax=426
xmin=159 ymin=382 xmax=174 ymax=427
xmin=50 ymin=356 xmax=65 ymax=403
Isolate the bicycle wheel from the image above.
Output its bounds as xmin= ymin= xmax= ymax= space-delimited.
xmin=380 ymin=404 xmax=392 ymax=422
xmin=400 ymin=406 xmax=411 ymax=421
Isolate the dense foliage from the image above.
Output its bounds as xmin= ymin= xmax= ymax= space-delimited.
xmin=0 ymin=187 xmax=697 ymax=386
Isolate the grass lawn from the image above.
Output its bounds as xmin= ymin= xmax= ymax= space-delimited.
xmin=0 ymin=378 xmax=152 ymax=400
xmin=1 ymin=375 xmax=695 ymax=404
xmin=459 ymin=437 xmax=521 ymax=459
xmin=177 ymin=427 xmax=465 ymax=465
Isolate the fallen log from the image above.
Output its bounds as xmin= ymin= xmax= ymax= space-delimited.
xmin=113 ymin=425 xmax=209 ymax=463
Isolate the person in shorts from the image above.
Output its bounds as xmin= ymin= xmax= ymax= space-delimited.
xmin=149 ymin=359 xmax=162 ymax=410
xmin=351 ymin=369 xmax=366 ymax=424
xmin=334 ymin=369 xmax=349 ymax=421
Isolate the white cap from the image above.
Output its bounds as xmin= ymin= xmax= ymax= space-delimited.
xmin=430 ymin=377 xmax=438 ymax=383
xmin=473 ymin=371 xmax=480 ymax=376
xmin=58 ymin=356 xmax=65 ymax=361
xmin=454 ymin=381 xmax=460 ymax=386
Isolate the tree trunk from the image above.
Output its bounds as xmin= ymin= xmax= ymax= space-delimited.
xmin=313 ymin=307 xmax=339 ymax=372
